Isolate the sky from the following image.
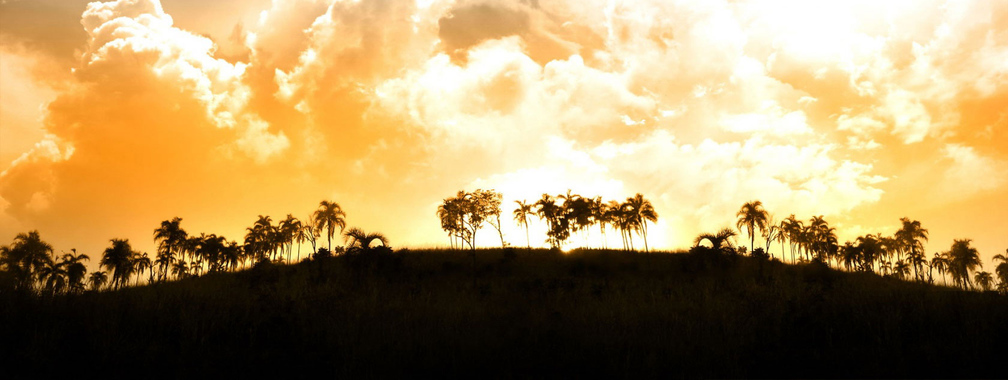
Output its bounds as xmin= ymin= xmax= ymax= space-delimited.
xmin=0 ymin=0 xmax=1006 ymax=269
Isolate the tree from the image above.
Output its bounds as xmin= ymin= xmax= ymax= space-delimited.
xmin=590 ymin=197 xmax=610 ymax=249
xmin=474 ymin=190 xmax=506 ymax=248
xmin=0 ymin=231 xmax=54 ymax=291
xmin=88 ymin=271 xmax=108 ymax=292
xmin=625 ymin=193 xmax=658 ymax=252
xmin=279 ymin=215 xmax=300 ymax=262
xmin=343 ymin=228 xmax=390 ymax=254
xmin=946 ymin=239 xmax=982 ymax=290
xmin=895 ymin=218 xmax=928 ymax=281
xmin=693 ymin=227 xmax=738 ymax=255
xmin=101 ymin=239 xmax=137 ymax=289
xmin=974 ymin=271 xmax=994 ymax=292
xmin=62 ymin=249 xmax=90 ymax=293
xmin=931 ymin=252 xmax=950 ymax=285
xmin=513 ymin=200 xmax=534 ymax=249
xmin=132 ymin=252 xmax=152 ymax=285
xmin=154 ymin=218 xmax=187 ymax=282
xmin=535 ymin=194 xmax=568 ymax=249
xmin=38 ymin=256 xmax=67 ymax=295
xmin=736 ymin=201 xmax=769 ymax=255
xmin=994 ymin=250 xmax=1008 ymax=293
xmin=313 ymin=200 xmax=347 ymax=252
xmin=779 ymin=215 xmax=801 ymax=263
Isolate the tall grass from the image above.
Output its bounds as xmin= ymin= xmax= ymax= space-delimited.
xmin=2 ymin=248 xmax=1005 ymax=378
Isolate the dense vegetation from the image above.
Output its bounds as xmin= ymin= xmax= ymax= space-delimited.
xmin=3 ymin=248 xmax=1006 ymax=378
xmin=2 ymin=193 xmax=1006 ymax=376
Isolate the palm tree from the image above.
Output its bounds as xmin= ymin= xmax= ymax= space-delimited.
xmin=88 ymin=271 xmax=108 ymax=291
xmin=693 ymin=227 xmax=738 ymax=255
xmin=313 ymin=200 xmax=347 ymax=252
xmin=513 ymin=200 xmax=533 ymax=250
xmin=930 ymin=252 xmax=950 ymax=285
xmin=343 ymin=228 xmax=389 ymax=254
xmin=896 ymin=218 xmax=928 ymax=281
xmin=535 ymin=194 xmax=561 ymax=248
xmin=893 ymin=259 xmax=911 ymax=280
xmin=590 ymin=197 xmax=610 ymax=249
xmin=101 ymin=239 xmax=137 ymax=289
xmin=38 ymin=257 xmax=67 ymax=295
xmin=171 ymin=261 xmax=189 ymax=279
xmin=994 ymin=250 xmax=1008 ymax=293
xmin=736 ymin=201 xmax=769 ymax=255
xmin=132 ymin=252 xmax=152 ymax=285
xmin=625 ymin=194 xmax=658 ymax=252
xmin=153 ymin=218 xmax=187 ymax=282
xmin=1 ymin=230 xmax=54 ymax=290
xmin=974 ymin=271 xmax=994 ymax=292
xmin=947 ymin=239 xmax=982 ymax=290
xmin=62 ymin=249 xmax=90 ymax=293
xmin=279 ymin=214 xmax=299 ymax=262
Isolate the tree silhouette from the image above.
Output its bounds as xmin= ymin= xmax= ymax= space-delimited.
xmin=38 ymin=255 xmax=67 ymax=295
xmin=736 ymin=201 xmax=769 ymax=255
xmin=974 ymin=271 xmax=994 ymax=292
xmin=87 ymin=271 xmax=107 ymax=292
xmin=625 ymin=194 xmax=658 ymax=252
xmin=62 ymin=249 xmax=90 ymax=293
xmin=535 ymin=194 xmax=568 ymax=249
xmin=132 ymin=252 xmax=153 ymax=285
xmin=513 ymin=200 xmax=533 ymax=250
xmin=779 ymin=215 xmax=801 ymax=263
xmin=0 ymin=230 xmax=54 ymax=291
xmin=101 ymin=239 xmax=137 ymax=289
xmin=693 ymin=227 xmax=738 ymax=254
xmin=590 ymin=197 xmax=609 ymax=249
xmin=154 ymin=218 xmax=187 ymax=282
xmin=313 ymin=201 xmax=347 ymax=252
xmin=994 ymin=250 xmax=1008 ymax=293
xmin=344 ymin=228 xmax=389 ymax=254
xmin=947 ymin=239 xmax=982 ymax=290
xmin=896 ymin=218 xmax=929 ymax=281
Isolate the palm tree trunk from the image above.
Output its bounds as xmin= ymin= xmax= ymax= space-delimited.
xmin=642 ymin=222 xmax=649 ymax=252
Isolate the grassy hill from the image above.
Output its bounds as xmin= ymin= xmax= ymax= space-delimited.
xmin=3 ymin=248 xmax=1006 ymax=378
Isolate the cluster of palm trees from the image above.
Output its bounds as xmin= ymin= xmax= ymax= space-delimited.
xmin=0 ymin=200 xmax=392 ymax=294
xmin=697 ymin=200 xmax=1008 ymax=292
xmin=437 ymin=189 xmax=657 ymax=251
xmin=0 ymin=231 xmax=90 ymax=294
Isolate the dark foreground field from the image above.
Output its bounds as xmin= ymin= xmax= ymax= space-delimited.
xmin=3 ymin=248 xmax=1006 ymax=378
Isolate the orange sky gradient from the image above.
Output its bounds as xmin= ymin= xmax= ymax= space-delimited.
xmin=1 ymin=0 xmax=1006 ymax=269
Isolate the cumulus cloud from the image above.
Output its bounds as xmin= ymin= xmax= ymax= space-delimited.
xmin=1 ymin=0 xmax=1007 ymax=257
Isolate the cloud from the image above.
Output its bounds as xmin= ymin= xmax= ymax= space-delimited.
xmin=1 ymin=0 xmax=1007 ymax=260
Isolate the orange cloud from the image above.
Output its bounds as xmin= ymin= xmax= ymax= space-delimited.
xmin=0 ymin=0 xmax=1006 ymax=265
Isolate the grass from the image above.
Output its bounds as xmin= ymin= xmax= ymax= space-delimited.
xmin=3 ymin=248 xmax=1006 ymax=378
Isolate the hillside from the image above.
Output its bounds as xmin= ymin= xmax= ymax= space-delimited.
xmin=3 ymin=248 xmax=1006 ymax=378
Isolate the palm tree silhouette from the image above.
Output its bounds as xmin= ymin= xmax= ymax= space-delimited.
xmin=38 ymin=256 xmax=67 ymax=295
xmin=736 ymin=201 xmax=769 ymax=255
xmin=343 ymin=228 xmax=389 ymax=254
xmin=313 ymin=201 xmax=347 ymax=252
xmin=101 ymin=239 xmax=136 ymax=289
xmin=1 ymin=230 xmax=54 ymax=290
xmin=625 ymin=194 xmax=658 ymax=252
xmin=779 ymin=216 xmax=801 ymax=263
xmin=62 ymin=249 xmax=90 ymax=293
xmin=974 ymin=271 xmax=994 ymax=292
xmin=947 ymin=239 xmax=982 ymax=290
xmin=513 ymin=200 xmax=533 ymax=250
xmin=590 ymin=197 xmax=609 ymax=249
xmin=154 ymin=218 xmax=187 ymax=282
xmin=535 ymin=194 xmax=560 ymax=248
xmin=132 ymin=252 xmax=152 ymax=285
xmin=87 ymin=271 xmax=108 ymax=291
xmin=693 ymin=227 xmax=738 ymax=254
xmin=994 ymin=250 xmax=1008 ymax=293
xmin=896 ymin=218 xmax=928 ymax=281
